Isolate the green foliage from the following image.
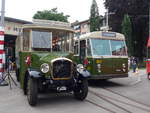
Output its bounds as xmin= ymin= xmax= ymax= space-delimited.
xmin=104 ymin=0 xmax=149 ymax=60
xmin=122 ymin=14 xmax=133 ymax=56
xmin=33 ymin=8 xmax=70 ymax=22
xmin=90 ymin=0 xmax=102 ymax=32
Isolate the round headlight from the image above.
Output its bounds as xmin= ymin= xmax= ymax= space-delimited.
xmin=77 ymin=64 xmax=84 ymax=73
xmin=40 ymin=63 xmax=49 ymax=73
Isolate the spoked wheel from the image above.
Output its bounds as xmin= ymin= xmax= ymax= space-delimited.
xmin=27 ymin=77 xmax=38 ymax=106
xmin=74 ymin=79 xmax=88 ymax=100
xmin=147 ymin=74 xmax=150 ymax=80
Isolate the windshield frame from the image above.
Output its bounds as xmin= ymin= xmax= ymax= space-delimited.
xmin=90 ymin=38 xmax=128 ymax=57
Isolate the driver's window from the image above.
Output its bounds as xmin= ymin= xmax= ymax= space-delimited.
xmin=87 ymin=39 xmax=92 ymax=56
xmin=80 ymin=40 xmax=86 ymax=63
xmin=74 ymin=41 xmax=79 ymax=55
xmin=23 ymin=30 xmax=30 ymax=51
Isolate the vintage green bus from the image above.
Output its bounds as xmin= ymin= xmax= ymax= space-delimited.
xmin=15 ymin=19 xmax=90 ymax=106
xmin=73 ymin=31 xmax=128 ymax=79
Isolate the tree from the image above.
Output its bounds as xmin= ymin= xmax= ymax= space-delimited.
xmin=104 ymin=0 xmax=149 ymax=60
xmin=33 ymin=8 xmax=70 ymax=22
xmin=122 ymin=14 xmax=133 ymax=56
xmin=90 ymin=0 xmax=102 ymax=32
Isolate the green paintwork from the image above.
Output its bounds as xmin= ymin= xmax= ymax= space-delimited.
xmin=19 ymin=51 xmax=72 ymax=88
xmin=72 ymin=55 xmax=128 ymax=79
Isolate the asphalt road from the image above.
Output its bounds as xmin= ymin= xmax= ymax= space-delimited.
xmin=0 ymin=69 xmax=150 ymax=113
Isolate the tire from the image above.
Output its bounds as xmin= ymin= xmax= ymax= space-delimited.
xmin=148 ymin=74 xmax=150 ymax=80
xmin=23 ymin=75 xmax=28 ymax=95
xmin=27 ymin=77 xmax=38 ymax=106
xmin=74 ymin=79 xmax=88 ymax=100
xmin=16 ymin=68 xmax=20 ymax=82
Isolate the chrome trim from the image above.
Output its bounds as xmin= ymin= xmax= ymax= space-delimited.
xmin=51 ymin=57 xmax=72 ymax=63
xmin=91 ymin=55 xmax=128 ymax=59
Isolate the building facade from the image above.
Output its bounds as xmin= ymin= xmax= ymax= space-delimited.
xmin=71 ymin=20 xmax=90 ymax=38
xmin=3 ymin=17 xmax=31 ymax=60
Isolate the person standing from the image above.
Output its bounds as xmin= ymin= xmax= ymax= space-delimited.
xmin=132 ymin=57 xmax=138 ymax=73
xmin=6 ymin=56 xmax=13 ymax=72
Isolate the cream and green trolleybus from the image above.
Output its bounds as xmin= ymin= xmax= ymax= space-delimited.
xmin=73 ymin=31 xmax=128 ymax=79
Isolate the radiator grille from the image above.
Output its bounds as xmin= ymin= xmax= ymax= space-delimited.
xmin=52 ymin=59 xmax=72 ymax=79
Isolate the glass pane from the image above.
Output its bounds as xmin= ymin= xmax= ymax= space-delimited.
xmin=32 ymin=30 xmax=52 ymax=49
xmin=110 ymin=40 xmax=127 ymax=56
xmin=87 ymin=39 xmax=92 ymax=56
xmin=74 ymin=41 xmax=79 ymax=54
xmin=23 ymin=30 xmax=30 ymax=51
xmin=91 ymin=39 xmax=111 ymax=56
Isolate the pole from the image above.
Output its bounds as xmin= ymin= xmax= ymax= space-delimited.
xmin=106 ymin=9 xmax=109 ymax=31
xmin=0 ymin=0 xmax=7 ymax=86
xmin=1 ymin=0 xmax=5 ymax=26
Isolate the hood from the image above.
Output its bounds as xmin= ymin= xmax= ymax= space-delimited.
xmin=31 ymin=52 xmax=71 ymax=63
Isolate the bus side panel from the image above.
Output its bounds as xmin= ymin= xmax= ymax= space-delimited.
xmin=19 ymin=52 xmax=30 ymax=89
xmin=72 ymin=55 xmax=80 ymax=64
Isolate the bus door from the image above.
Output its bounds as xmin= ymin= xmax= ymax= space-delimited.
xmin=79 ymin=40 xmax=86 ymax=64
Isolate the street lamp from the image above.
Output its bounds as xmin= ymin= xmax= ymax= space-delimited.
xmin=101 ymin=9 xmax=115 ymax=31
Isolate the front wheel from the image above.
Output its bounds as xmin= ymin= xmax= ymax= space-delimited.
xmin=148 ymin=74 xmax=150 ymax=80
xmin=15 ymin=68 xmax=20 ymax=82
xmin=27 ymin=77 xmax=38 ymax=106
xmin=74 ymin=79 xmax=88 ymax=100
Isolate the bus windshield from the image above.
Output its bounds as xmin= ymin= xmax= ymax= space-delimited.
xmin=32 ymin=30 xmax=52 ymax=51
xmin=91 ymin=39 xmax=127 ymax=56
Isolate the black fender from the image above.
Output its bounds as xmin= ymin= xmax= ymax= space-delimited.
xmin=77 ymin=69 xmax=91 ymax=78
xmin=27 ymin=68 xmax=42 ymax=79
xmin=23 ymin=68 xmax=42 ymax=95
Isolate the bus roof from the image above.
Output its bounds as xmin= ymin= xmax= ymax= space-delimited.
xmin=79 ymin=31 xmax=125 ymax=40
xmin=22 ymin=19 xmax=74 ymax=32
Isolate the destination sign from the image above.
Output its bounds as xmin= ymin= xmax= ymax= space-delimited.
xmin=102 ymin=32 xmax=116 ymax=37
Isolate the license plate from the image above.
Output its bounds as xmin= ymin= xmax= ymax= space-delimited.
xmin=57 ymin=87 xmax=66 ymax=91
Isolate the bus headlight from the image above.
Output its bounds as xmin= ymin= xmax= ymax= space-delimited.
xmin=122 ymin=63 xmax=126 ymax=72
xmin=97 ymin=64 xmax=101 ymax=73
xmin=122 ymin=63 xmax=126 ymax=68
xmin=40 ymin=63 xmax=49 ymax=73
xmin=77 ymin=64 xmax=84 ymax=73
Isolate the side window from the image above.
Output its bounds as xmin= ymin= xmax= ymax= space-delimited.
xmin=80 ymin=40 xmax=86 ymax=63
xmin=23 ymin=30 xmax=30 ymax=51
xmin=87 ymin=39 xmax=92 ymax=56
xmin=74 ymin=41 xmax=79 ymax=55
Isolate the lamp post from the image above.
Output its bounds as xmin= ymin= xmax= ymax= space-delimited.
xmin=1 ymin=0 xmax=5 ymax=26
xmin=101 ymin=9 xmax=115 ymax=31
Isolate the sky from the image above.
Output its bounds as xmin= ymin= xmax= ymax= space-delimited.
xmin=2 ymin=0 xmax=106 ymax=23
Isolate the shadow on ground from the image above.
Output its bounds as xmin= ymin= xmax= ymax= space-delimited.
xmin=88 ymin=79 xmax=124 ymax=88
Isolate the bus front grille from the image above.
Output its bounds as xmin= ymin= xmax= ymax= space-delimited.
xmin=52 ymin=59 xmax=72 ymax=80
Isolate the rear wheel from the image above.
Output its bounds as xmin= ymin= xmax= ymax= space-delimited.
xmin=27 ymin=77 xmax=38 ymax=106
xmin=15 ymin=68 xmax=20 ymax=82
xmin=74 ymin=79 xmax=88 ymax=100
